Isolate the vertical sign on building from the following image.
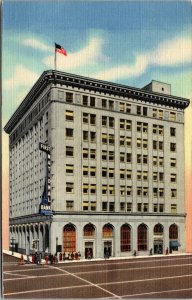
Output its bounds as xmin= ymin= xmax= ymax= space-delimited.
xmin=39 ymin=142 xmax=52 ymax=215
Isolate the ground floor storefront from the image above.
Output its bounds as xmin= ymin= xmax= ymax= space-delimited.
xmin=9 ymin=213 xmax=185 ymax=258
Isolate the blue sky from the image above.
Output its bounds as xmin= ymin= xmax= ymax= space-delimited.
xmin=3 ymin=1 xmax=192 ymax=124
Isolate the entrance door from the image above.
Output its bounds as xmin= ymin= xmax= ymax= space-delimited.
xmin=85 ymin=241 xmax=94 ymax=259
xmin=104 ymin=241 xmax=112 ymax=258
xmin=154 ymin=240 xmax=163 ymax=254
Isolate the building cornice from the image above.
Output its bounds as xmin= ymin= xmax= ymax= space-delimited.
xmin=4 ymin=70 xmax=190 ymax=134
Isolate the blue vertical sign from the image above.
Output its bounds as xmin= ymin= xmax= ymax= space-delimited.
xmin=39 ymin=142 xmax=52 ymax=215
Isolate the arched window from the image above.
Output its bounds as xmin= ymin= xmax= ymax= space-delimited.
xmin=103 ymin=224 xmax=114 ymax=238
xmin=83 ymin=224 xmax=95 ymax=237
xmin=169 ymin=224 xmax=178 ymax=239
xmin=121 ymin=224 xmax=131 ymax=252
xmin=154 ymin=224 xmax=164 ymax=234
xmin=63 ymin=224 xmax=76 ymax=252
xmin=138 ymin=224 xmax=148 ymax=251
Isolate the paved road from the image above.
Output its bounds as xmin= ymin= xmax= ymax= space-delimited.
xmin=3 ymin=253 xmax=192 ymax=298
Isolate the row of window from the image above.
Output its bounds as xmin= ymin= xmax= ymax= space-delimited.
xmin=66 ymin=200 xmax=177 ymax=214
xmin=64 ymin=94 xmax=178 ymax=122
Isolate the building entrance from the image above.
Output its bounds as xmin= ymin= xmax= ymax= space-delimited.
xmin=103 ymin=241 xmax=112 ymax=258
xmin=154 ymin=240 xmax=163 ymax=254
xmin=84 ymin=241 xmax=94 ymax=259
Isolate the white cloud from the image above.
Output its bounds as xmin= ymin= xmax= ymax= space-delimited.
xmin=149 ymin=36 xmax=192 ymax=66
xmin=3 ymin=65 xmax=39 ymax=90
xmin=43 ymin=37 xmax=105 ymax=70
xmin=92 ymin=35 xmax=192 ymax=81
xmin=23 ymin=38 xmax=51 ymax=52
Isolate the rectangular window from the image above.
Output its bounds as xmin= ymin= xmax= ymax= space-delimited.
xmin=126 ymin=120 xmax=132 ymax=131
xmin=159 ymin=188 xmax=164 ymax=198
xmin=66 ymin=92 xmax=73 ymax=103
xmin=66 ymin=146 xmax=73 ymax=157
xmin=120 ymin=136 xmax=125 ymax=146
xmin=120 ymin=119 xmax=125 ymax=129
xmin=137 ymin=170 xmax=142 ymax=180
xmin=127 ymin=202 xmax=132 ymax=212
xmin=159 ymin=173 xmax=164 ymax=182
xmin=137 ymin=122 xmax=142 ymax=132
xmin=109 ymin=100 xmax=114 ymax=110
xmin=66 ymin=182 xmax=74 ymax=193
xmin=171 ymin=204 xmax=177 ymax=213
xmin=153 ymin=188 xmax=158 ymax=197
xmin=83 ymin=184 xmax=89 ymax=194
xmin=109 ymin=202 xmax=115 ymax=212
xmin=120 ymin=202 xmax=125 ymax=211
xmin=90 ymin=149 xmax=96 ymax=159
xmin=66 ymin=164 xmax=74 ymax=174
xmin=102 ymin=116 xmax=107 ymax=126
xmin=126 ymin=136 xmax=131 ymax=147
xmin=83 ymin=95 xmax=88 ymax=106
xmin=170 ymin=127 xmax=176 ymax=137
xmin=109 ymin=185 xmax=115 ymax=195
xmin=102 ymin=202 xmax=107 ymax=211
xmin=90 ymin=132 xmax=96 ymax=142
xmin=66 ymin=128 xmax=73 ymax=138
xmin=65 ymin=110 xmax=74 ymax=121
xmin=159 ymin=126 xmax=164 ymax=135
xmin=153 ymin=140 xmax=158 ymax=150
xmin=83 ymin=201 xmax=89 ymax=211
xmin=143 ymin=139 xmax=148 ymax=149
xmin=153 ymin=172 xmax=158 ymax=181
xmin=90 ymin=184 xmax=96 ymax=194
xmin=143 ymin=123 xmax=148 ymax=133
xmin=109 ymin=117 xmax=114 ymax=128
xmin=143 ymin=155 xmax=148 ymax=164
xmin=120 ymin=169 xmax=125 ymax=179
xmin=109 ymin=134 xmax=115 ymax=145
xmin=90 ymin=114 xmax=96 ymax=125
xmin=90 ymin=202 xmax=96 ymax=211
xmin=143 ymin=107 xmax=148 ymax=116
xmin=83 ymin=148 xmax=88 ymax=159
xmin=83 ymin=131 xmax=89 ymax=141
xmin=170 ymin=158 xmax=176 ymax=167
xmin=143 ymin=203 xmax=148 ymax=212
xmin=170 ymin=143 xmax=176 ymax=152
xmin=119 ymin=102 xmax=125 ymax=112
xmin=137 ymin=106 xmax=141 ymax=115
xmin=153 ymin=125 xmax=158 ymax=134
xmin=83 ymin=113 xmax=89 ymax=123
xmin=159 ymin=157 xmax=164 ymax=167
xmin=137 ymin=187 xmax=142 ymax=196
xmin=143 ymin=171 xmax=148 ymax=181
xmin=159 ymin=110 xmax=163 ymax=119
xmin=171 ymin=174 xmax=177 ymax=183
xmin=159 ymin=141 xmax=163 ymax=151
xmin=102 ymin=150 xmax=107 ymax=160
xmin=153 ymin=204 xmax=158 ymax=213
xmin=170 ymin=112 xmax=176 ymax=121
xmin=102 ymin=99 xmax=107 ymax=108
xmin=143 ymin=187 xmax=148 ymax=197
xmin=137 ymin=138 xmax=142 ymax=148
xmin=137 ymin=203 xmax=142 ymax=212
xmin=90 ymin=97 xmax=95 ymax=107
xmin=126 ymin=186 xmax=132 ymax=196
xmin=83 ymin=166 xmax=89 ymax=176
xmin=126 ymin=169 xmax=132 ymax=180
xmin=120 ymin=152 xmax=125 ymax=162
xmin=102 ymin=185 xmax=107 ymax=195
xmin=159 ymin=204 xmax=164 ymax=213
xmin=66 ymin=200 xmax=74 ymax=211
xmin=109 ymin=151 xmax=114 ymax=161
xmin=137 ymin=154 xmax=142 ymax=164
xmin=109 ymin=168 xmax=114 ymax=178
xmin=120 ymin=186 xmax=125 ymax=196
xmin=102 ymin=168 xmax=107 ymax=178
xmin=126 ymin=104 xmax=131 ymax=113
xmin=102 ymin=133 xmax=107 ymax=144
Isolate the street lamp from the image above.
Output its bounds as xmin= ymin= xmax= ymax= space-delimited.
xmin=11 ymin=237 xmax=16 ymax=255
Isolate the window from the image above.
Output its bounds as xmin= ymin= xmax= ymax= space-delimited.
xmin=120 ymin=119 xmax=125 ymax=129
xmin=102 ymin=202 xmax=107 ymax=211
xmin=137 ymin=154 xmax=142 ymax=164
xmin=120 ymin=202 xmax=125 ymax=211
xmin=83 ymin=113 xmax=88 ymax=123
xmin=102 ymin=116 xmax=107 ymax=126
xmin=102 ymin=168 xmax=107 ymax=178
xmin=153 ymin=141 xmax=158 ymax=150
xmin=66 ymin=182 xmax=74 ymax=193
xmin=109 ymin=202 xmax=115 ymax=212
xmin=66 ymin=128 xmax=73 ymax=138
xmin=90 ymin=202 xmax=96 ymax=211
xmin=137 ymin=203 xmax=142 ymax=212
xmin=126 ymin=104 xmax=131 ymax=113
xmin=90 ymin=114 xmax=96 ymax=125
xmin=66 ymin=164 xmax=74 ymax=174
xmin=159 ymin=204 xmax=164 ymax=212
xmin=66 ymin=200 xmax=74 ymax=211
xmin=143 ymin=155 xmax=148 ymax=164
xmin=66 ymin=92 xmax=73 ymax=103
xmin=159 ymin=141 xmax=163 ymax=151
xmin=143 ymin=187 xmax=148 ymax=197
xmin=143 ymin=107 xmax=148 ymax=116
xmin=90 ymin=132 xmax=96 ymax=142
xmin=137 ymin=122 xmax=142 ymax=132
xmin=143 ymin=139 xmax=148 ymax=149
xmin=153 ymin=188 xmax=158 ymax=197
xmin=170 ymin=143 xmax=176 ymax=152
xmin=170 ymin=112 xmax=176 ymax=121
xmin=109 ymin=168 xmax=114 ymax=178
xmin=159 ymin=157 xmax=164 ymax=166
xmin=170 ymin=158 xmax=176 ymax=167
xmin=171 ymin=174 xmax=177 ymax=183
xmin=119 ymin=102 xmax=125 ymax=112
xmin=143 ymin=203 xmax=148 ymax=212
xmin=66 ymin=146 xmax=73 ymax=157
xmin=159 ymin=173 xmax=164 ymax=182
xmin=126 ymin=137 xmax=131 ymax=147
xmin=170 ymin=127 xmax=176 ymax=137
xmin=159 ymin=126 xmax=164 ymax=135
xmin=137 ymin=106 xmax=141 ymax=115
xmin=83 ymin=201 xmax=89 ymax=211
xmin=137 ymin=187 xmax=142 ymax=196
xmin=83 ymin=184 xmax=89 ymax=194
xmin=127 ymin=186 xmax=132 ymax=196
xmin=143 ymin=123 xmax=148 ymax=133
xmin=159 ymin=188 xmax=164 ymax=198
xmin=137 ymin=171 xmax=142 ymax=180
xmin=126 ymin=120 xmax=132 ymax=131
xmin=171 ymin=204 xmax=177 ymax=214
xmin=102 ymin=133 xmax=107 ymax=144
xmin=63 ymin=224 xmax=76 ymax=252
xmin=90 ymin=149 xmax=96 ymax=160
xmin=83 ymin=166 xmax=89 ymax=176
xmin=153 ymin=125 xmax=158 ymax=134
xmin=143 ymin=171 xmax=148 ymax=181
xmin=137 ymin=138 xmax=141 ymax=148
xmin=90 ymin=184 xmax=96 ymax=194
xmin=109 ymin=185 xmax=115 ymax=195
xmin=109 ymin=151 xmax=114 ymax=161
xmin=171 ymin=189 xmax=177 ymax=198
xmin=90 ymin=97 xmax=95 ymax=107
xmin=169 ymin=224 xmax=178 ymax=239
xmin=109 ymin=117 xmax=114 ymax=128
xmin=126 ymin=170 xmax=132 ymax=180
xmin=153 ymin=172 xmax=158 ymax=181
xmin=153 ymin=204 xmax=158 ymax=213
xmin=102 ymin=99 xmax=107 ymax=108
xmin=120 ymin=136 xmax=125 ymax=146
xmin=102 ymin=150 xmax=107 ymax=160
xmin=109 ymin=134 xmax=115 ymax=145
xmin=120 ymin=169 xmax=125 ymax=179
xmin=102 ymin=185 xmax=107 ymax=195
xmin=138 ymin=224 xmax=148 ymax=251
xmin=83 ymin=131 xmax=88 ymax=141
xmin=121 ymin=225 xmax=131 ymax=252
xmin=109 ymin=100 xmax=114 ymax=110
xmin=127 ymin=203 xmax=132 ymax=212
xmin=120 ymin=186 xmax=125 ymax=196
xmin=65 ymin=110 xmax=74 ymax=121
xmin=83 ymin=148 xmax=88 ymax=159
xmin=120 ymin=152 xmax=125 ymax=162
xmin=83 ymin=95 xmax=88 ymax=105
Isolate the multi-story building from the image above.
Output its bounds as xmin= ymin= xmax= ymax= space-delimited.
xmin=4 ymin=70 xmax=189 ymax=258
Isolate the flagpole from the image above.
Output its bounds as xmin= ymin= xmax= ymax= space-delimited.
xmin=54 ymin=43 xmax=56 ymax=70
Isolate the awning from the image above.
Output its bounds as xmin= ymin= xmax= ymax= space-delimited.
xmin=170 ymin=240 xmax=181 ymax=247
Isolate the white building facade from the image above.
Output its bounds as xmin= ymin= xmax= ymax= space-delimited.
xmin=4 ymin=70 xmax=189 ymax=258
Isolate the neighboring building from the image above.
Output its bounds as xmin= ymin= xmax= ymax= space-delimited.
xmin=4 ymin=70 xmax=190 ymax=258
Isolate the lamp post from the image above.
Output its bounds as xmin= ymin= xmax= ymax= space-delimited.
xmin=11 ymin=237 xmax=16 ymax=255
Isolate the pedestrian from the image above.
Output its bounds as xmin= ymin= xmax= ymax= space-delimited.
xmin=149 ymin=248 xmax=153 ymax=255
xmin=63 ymin=252 xmax=66 ymax=261
xmin=59 ymin=252 xmax=62 ymax=261
xmin=165 ymin=247 xmax=169 ymax=255
xmin=71 ymin=252 xmax=74 ymax=260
